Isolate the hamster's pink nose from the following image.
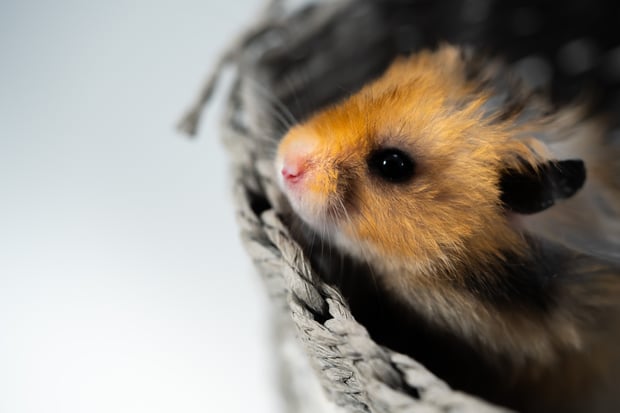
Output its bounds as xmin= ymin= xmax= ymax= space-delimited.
xmin=278 ymin=135 xmax=318 ymax=187
xmin=281 ymin=161 xmax=304 ymax=184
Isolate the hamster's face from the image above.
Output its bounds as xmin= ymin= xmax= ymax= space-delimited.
xmin=275 ymin=50 xmax=536 ymax=266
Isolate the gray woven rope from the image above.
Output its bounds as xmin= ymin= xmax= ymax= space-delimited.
xmin=181 ymin=1 xmax=511 ymax=411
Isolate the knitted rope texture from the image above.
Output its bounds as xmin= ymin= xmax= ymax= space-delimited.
xmin=181 ymin=0 xmax=511 ymax=411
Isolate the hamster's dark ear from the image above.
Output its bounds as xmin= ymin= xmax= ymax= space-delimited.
xmin=499 ymin=159 xmax=586 ymax=214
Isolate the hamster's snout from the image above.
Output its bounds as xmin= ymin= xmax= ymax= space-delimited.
xmin=276 ymin=132 xmax=320 ymax=191
xmin=276 ymin=130 xmax=343 ymax=231
xmin=280 ymin=156 xmax=306 ymax=186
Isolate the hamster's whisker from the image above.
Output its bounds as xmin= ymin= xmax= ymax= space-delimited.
xmin=242 ymin=75 xmax=299 ymax=129
xmin=308 ymin=222 xmax=318 ymax=258
xmin=261 ymin=144 xmax=279 ymax=160
xmin=329 ymin=193 xmax=382 ymax=294
xmin=334 ymin=198 xmax=353 ymax=231
xmin=248 ymin=106 xmax=294 ymax=141
xmin=282 ymin=68 xmax=312 ymax=121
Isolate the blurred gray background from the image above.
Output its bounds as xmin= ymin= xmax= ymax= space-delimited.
xmin=0 ymin=1 xmax=280 ymax=412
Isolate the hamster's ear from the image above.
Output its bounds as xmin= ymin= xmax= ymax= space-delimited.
xmin=499 ymin=159 xmax=586 ymax=214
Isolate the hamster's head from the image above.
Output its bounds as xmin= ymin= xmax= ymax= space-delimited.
xmin=275 ymin=48 xmax=586 ymax=271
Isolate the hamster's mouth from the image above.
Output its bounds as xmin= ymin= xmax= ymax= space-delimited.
xmin=282 ymin=186 xmax=340 ymax=236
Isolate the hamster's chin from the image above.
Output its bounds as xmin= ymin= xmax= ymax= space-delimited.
xmin=283 ymin=190 xmax=337 ymax=235
xmin=279 ymin=187 xmax=349 ymax=246
xmin=284 ymin=197 xmax=365 ymax=255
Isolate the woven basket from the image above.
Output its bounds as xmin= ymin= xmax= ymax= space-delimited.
xmin=175 ymin=1 xmax=562 ymax=411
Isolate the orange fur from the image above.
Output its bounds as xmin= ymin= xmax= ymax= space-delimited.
xmin=278 ymin=46 xmax=540 ymax=269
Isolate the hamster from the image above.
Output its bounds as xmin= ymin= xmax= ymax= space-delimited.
xmin=274 ymin=45 xmax=620 ymax=413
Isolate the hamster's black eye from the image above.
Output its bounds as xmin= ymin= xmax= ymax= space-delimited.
xmin=367 ymin=148 xmax=416 ymax=183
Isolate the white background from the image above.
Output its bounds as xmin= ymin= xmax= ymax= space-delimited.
xmin=0 ymin=1 xmax=281 ymax=412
